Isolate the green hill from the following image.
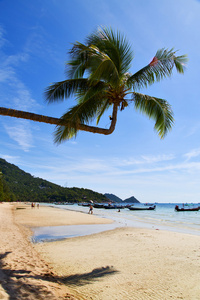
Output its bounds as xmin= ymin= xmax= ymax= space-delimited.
xmin=0 ymin=158 xmax=109 ymax=203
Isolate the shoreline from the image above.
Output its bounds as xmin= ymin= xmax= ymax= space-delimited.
xmin=15 ymin=203 xmax=113 ymax=228
xmin=31 ymin=203 xmax=200 ymax=243
xmin=1 ymin=202 xmax=200 ymax=299
xmin=62 ymin=202 xmax=200 ymax=237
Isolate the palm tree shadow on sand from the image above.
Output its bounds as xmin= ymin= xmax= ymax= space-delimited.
xmin=0 ymin=251 xmax=118 ymax=298
xmin=60 ymin=266 xmax=119 ymax=286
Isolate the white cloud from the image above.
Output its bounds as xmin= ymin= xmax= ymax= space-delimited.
xmin=0 ymin=65 xmax=39 ymax=111
xmin=0 ymin=154 xmax=20 ymax=164
xmin=3 ymin=120 xmax=34 ymax=152
xmin=141 ymin=154 xmax=175 ymax=164
xmin=4 ymin=53 xmax=29 ymax=66
xmin=17 ymin=151 xmax=200 ymax=183
xmin=0 ymin=26 xmax=6 ymax=49
xmin=183 ymin=148 xmax=200 ymax=161
xmin=0 ymin=67 xmax=15 ymax=83
xmin=0 ymin=27 xmax=40 ymax=111
xmin=0 ymin=26 xmax=42 ymax=149
xmin=101 ymin=154 xmax=175 ymax=169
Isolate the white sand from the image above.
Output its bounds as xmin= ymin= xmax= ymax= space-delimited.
xmin=36 ymin=226 xmax=200 ymax=300
xmin=1 ymin=202 xmax=200 ymax=299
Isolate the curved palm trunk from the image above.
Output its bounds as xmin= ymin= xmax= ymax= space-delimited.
xmin=0 ymin=104 xmax=118 ymax=135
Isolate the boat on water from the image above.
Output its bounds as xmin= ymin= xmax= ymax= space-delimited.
xmin=175 ymin=205 xmax=200 ymax=212
xmin=129 ymin=205 xmax=156 ymax=211
xmin=93 ymin=203 xmax=105 ymax=208
xmin=78 ymin=202 xmax=90 ymax=207
xmin=104 ymin=204 xmax=125 ymax=209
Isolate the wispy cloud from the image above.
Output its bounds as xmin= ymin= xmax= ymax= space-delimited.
xmin=17 ymin=151 xmax=200 ymax=183
xmin=0 ymin=26 xmax=6 ymax=49
xmin=0 ymin=26 xmax=41 ymax=150
xmin=0 ymin=55 xmax=39 ymax=111
xmin=0 ymin=154 xmax=20 ymax=164
xmin=23 ymin=154 xmax=200 ymax=202
xmin=183 ymin=148 xmax=200 ymax=161
xmin=3 ymin=120 xmax=34 ymax=152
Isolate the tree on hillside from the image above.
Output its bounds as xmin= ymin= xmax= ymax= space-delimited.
xmin=0 ymin=171 xmax=15 ymax=202
xmin=0 ymin=172 xmax=3 ymax=201
xmin=0 ymin=27 xmax=187 ymax=143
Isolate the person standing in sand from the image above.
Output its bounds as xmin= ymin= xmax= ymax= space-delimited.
xmin=88 ymin=204 xmax=93 ymax=214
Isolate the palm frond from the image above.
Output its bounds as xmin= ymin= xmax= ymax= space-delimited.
xmin=66 ymin=42 xmax=94 ymax=79
xmin=66 ymin=58 xmax=86 ymax=79
xmin=54 ymin=124 xmax=78 ymax=144
xmin=96 ymin=100 xmax=110 ymax=125
xmin=78 ymin=81 xmax=110 ymax=125
xmin=127 ymin=48 xmax=188 ymax=90
xmin=174 ymin=54 xmax=188 ymax=73
xmin=77 ymin=80 xmax=108 ymax=102
xmin=86 ymin=27 xmax=133 ymax=78
xmin=64 ymin=92 xmax=108 ymax=125
xmin=54 ymin=87 xmax=108 ymax=143
xmin=98 ymin=27 xmax=133 ymax=75
xmin=132 ymin=92 xmax=174 ymax=138
xmin=88 ymin=48 xmax=119 ymax=86
xmin=44 ymin=78 xmax=89 ymax=103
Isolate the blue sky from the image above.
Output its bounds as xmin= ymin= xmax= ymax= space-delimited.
xmin=0 ymin=0 xmax=200 ymax=203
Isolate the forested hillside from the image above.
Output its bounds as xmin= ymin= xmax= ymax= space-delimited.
xmin=0 ymin=158 xmax=109 ymax=203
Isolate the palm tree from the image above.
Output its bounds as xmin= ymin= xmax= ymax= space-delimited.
xmin=0 ymin=27 xmax=187 ymax=143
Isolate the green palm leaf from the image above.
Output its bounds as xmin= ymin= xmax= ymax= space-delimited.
xmin=44 ymin=78 xmax=89 ymax=103
xmin=88 ymin=49 xmax=120 ymax=86
xmin=128 ymin=48 xmax=187 ymax=90
xmin=173 ymin=54 xmax=188 ymax=73
xmin=54 ymin=86 xmax=109 ymax=142
xmin=87 ymin=27 xmax=133 ymax=77
xmin=133 ymin=92 xmax=174 ymax=138
xmin=66 ymin=43 xmax=95 ymax=79
xmin=96 ymin=100 xmax=110 ymax=125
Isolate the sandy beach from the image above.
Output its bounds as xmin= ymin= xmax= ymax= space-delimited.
xmin=1 ymin=203 xmax=200 ymax=299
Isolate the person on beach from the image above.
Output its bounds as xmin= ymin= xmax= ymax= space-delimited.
xmin=88 ymin=204 xmax=93 ymax=214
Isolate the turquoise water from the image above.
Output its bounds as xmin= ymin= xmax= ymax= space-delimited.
xmin=32 ymin=203 xmax=200 ymax=243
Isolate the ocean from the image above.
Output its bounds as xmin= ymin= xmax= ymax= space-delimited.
xmin=32 ymin=203 xmax=200 ymax=243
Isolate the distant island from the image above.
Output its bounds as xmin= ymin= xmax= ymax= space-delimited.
xmin=104 ymin=193 xmax=140 ymax=204
xmin=0 ymin=158 xmax=140 ymax=204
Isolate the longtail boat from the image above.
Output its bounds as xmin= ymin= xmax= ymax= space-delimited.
xmin=128 ymin=205 xmax=156 ymax=211
xmin=175 ymin=205 xmax=200 ymax=212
